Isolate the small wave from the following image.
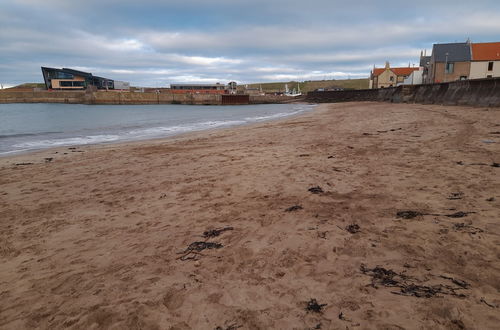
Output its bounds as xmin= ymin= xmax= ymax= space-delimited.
xmin=127 ymin=120 xmax=246 ymax=138
xmin=0 ymin=131 xmax=63 ymax=139
xmin=244 ymin=110 xmax=304 ymax=121
xmin=13 ymin=135 xmax=121 ymax=149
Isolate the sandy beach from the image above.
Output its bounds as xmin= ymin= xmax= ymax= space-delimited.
xmin=1 ymin=102 xmax=499 ymax=329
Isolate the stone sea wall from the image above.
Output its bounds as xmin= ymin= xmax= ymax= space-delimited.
xmin=307 ymin=78 xmax=500 ymax=107
xmin=0 ymin=90 xmax=293 ymax=105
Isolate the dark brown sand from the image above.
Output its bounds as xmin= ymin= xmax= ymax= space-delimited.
xmin=1 ymin=102 xmax=499 ymax=329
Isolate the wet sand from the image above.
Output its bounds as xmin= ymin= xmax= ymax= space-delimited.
xmin=1 ymin=102 xmax=499 ymax=329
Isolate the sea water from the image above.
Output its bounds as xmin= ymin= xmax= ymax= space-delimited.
xmin=0 ymin=103 xmax=315 ymax=155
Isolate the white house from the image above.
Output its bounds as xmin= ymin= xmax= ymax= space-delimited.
xmin=470 ymin=42 xmax=500 ymax=79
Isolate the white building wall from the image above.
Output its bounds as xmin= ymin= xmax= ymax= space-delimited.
xmin=114 ymin=81 xmax=130 ymax=90
xmin=470 ymin=61 xmax=500 ymax=79
xmin=402 ymin=68 xmax=423 ymax=85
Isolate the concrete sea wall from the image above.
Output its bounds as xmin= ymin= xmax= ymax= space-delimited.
xmin=0 ymin=90 xmax=295 ymax=105
xmin=307 ymin=78 xmax=500 ymax=107
xmin=0 ymin=91 xmax=223 ymax=105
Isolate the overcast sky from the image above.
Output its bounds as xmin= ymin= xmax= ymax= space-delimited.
xmin=1 ymin=0 xmax=499 ymax=87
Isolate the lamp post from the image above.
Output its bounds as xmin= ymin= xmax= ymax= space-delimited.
xmin=444 ymin=52 xmax=449 ymax=83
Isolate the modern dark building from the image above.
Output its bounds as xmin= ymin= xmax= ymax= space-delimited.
xmin=41 ymin=67 xmax=115 ymax=90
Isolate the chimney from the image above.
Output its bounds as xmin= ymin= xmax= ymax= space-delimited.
xmin=385 ymin=61 xmax=390 ymax=69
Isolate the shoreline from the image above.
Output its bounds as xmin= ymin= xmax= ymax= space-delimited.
xmin=1 ymin=102 xmax=499 ymax=329
xmin=0 ymin=102 xmax=316 ymax=159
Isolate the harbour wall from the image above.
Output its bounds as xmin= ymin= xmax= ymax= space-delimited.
xmin=306 ymin=78 xmax=500 ymax=107
xmin=0 ymin=91 xmax=293 ymax=105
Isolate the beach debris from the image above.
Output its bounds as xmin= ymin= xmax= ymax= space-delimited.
xmin=456 ymin=161 xmax=464 ymax=165
xmin=68 ymin=147 xmax=77 ymax=150
xmin=317 ymin=231 xmax=327 ymax=239
xmin=445 ymin=211 xmax=473 ymax=218
xmin=482 ymin=140 xmax=495 ymax=144
xmin=491 ymin=162 xmax=500 ymax=168
xmin=396 ymin=210 xmax=474 ymax=219
xmin=15 ymin=162 xmax=34 ymax=166
xmin=490 ymin=131 xmax=500 ymax=135
xmin=327 ymin=155 xmax=335 ymax=159
xmin=177 ymin=241 xmax=223 ymax=261
xmin=360 ymin=264 xmax=403 ymax=287
xmin=305 ymin=299 xmax=327 ymax=313
xmin=345 ymin=224 xmax=361 ymax=234
xmin=159 ymin=193 xmax=167 ymax=199
xmin=308 ymin=186 xmax=324 ymax=194
xmin=285 ymin=205 xmax=303 ymax=212
xmin=480 ymin=297 xmax=497 ymax=308
xmin=396 ymin=210 xmax=424 ymax=219
xmin=452 ymin=222 xmax=483 ymax=235
xmin=362 ymin=132 xmax=372 ymax=136
xmin=447 ymin=192 xmax=464 ymax=200
xmin=486 ymin=197 xmax=495 ymax=202
xmin=360 ymin=264 xmax=469 ymax=298
xmin=44 ymin=157 xmax=53 ymax=163
xmin=439 ymin=275 xmax=470 ymax=289
xmin=202 ymin=226 xmax=233 ymax=238
xmin=214 ymin=324 xmax=242 ymax=330
xmin=299 ymin=154 xmax=310 ymax=157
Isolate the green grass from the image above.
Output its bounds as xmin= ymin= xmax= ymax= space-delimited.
xmin=241 ymin=78 xmax=369 ymax=93
xmin=9 ymin=83 xmax=46 ymax=89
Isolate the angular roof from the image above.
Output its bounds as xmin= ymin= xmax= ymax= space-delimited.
xmin=372 ymin=67 xmax=419 ymax=77
xmin=471 ymin=42 xmax=500 ymax=61
xmin=420 ymin=56 xmax=431 ymax=67
xmin=431 ymin=42 xmax=471 ymax=62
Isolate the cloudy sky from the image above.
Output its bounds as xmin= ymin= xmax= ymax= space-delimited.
xmin=1 ymin=0 xmax=499 ymax=87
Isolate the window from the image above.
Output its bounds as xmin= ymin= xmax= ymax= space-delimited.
xmin=56 ymin=72 xmax=74 ymax=79
xmin=488 ymin=62 xmax=494 ymax=71
xmin=59 ymin=81 xmax=85 ymax=87
xmin=389 ymin=76 xmax=394 ymax=82
xmin=487 ymin=75 xmax=493 ymax=78
xmin=460 ymin=76 xmax=467 ymax=80
xmin=445 ymin=62 xmax=454 ymax=74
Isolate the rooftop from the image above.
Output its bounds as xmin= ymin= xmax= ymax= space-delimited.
xmin=471 ymin=42 xmax=500 ymax=61
xmin=431 ymin=42 xmax=471 ymax=62
xmin=372 ymin=67 xmax=419 ymax=76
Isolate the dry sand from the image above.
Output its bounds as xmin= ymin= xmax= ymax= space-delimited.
xmin=0 ymin=102 xmax=499 ymax=329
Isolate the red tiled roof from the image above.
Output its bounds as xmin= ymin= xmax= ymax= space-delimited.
xmin=372 ymin=67 xmax=419 ymax=77
xmin=471 ymin=42 xmax=500 ymax=61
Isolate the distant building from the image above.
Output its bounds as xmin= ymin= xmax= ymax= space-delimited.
xmin=41 ymin=67 xmax=125 ymax=90
xmin=170 ymin=83 xmax=227 ymax=94
xmin=369 ymin=62 xmax=420 ymax=88
xmin=227 ymin=81 xmax=238 ymax=94
xmin=426 ymin=42 xmax=472 ymax=83
xmin=402 ymin=67 xmax=424 ymax=85
xmin=113 ymin=81 xmax=130 ymax=91
xmin=470 ymin=42 xmax=500 ymax=79
xmin=419 ymin=51 xmax=431 ymax=83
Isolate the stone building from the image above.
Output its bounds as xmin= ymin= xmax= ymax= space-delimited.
xmin=369 ymin=62 xmax=419 ymax=89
